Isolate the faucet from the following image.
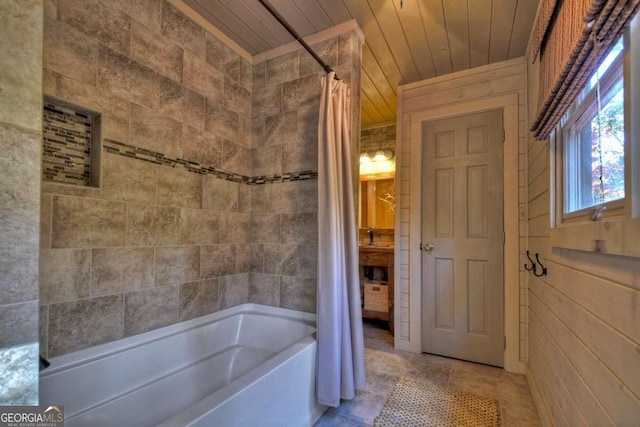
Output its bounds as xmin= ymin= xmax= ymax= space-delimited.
xmin=367 ymin=228 xmax=374 ymax=245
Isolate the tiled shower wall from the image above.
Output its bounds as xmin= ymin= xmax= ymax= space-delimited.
xmin=0 ymin=0 xmax=42 ymax=404
xmin=40 ymin=0 xmax=362 ymax=358
xmin=249 ymin=34 xmax=362 ymax=312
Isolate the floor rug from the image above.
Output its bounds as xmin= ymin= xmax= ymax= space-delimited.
xmin=374 ymin=377 xmax=501 ymax=427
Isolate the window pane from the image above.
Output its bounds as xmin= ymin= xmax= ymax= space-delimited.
xmin=565 ymin=83 xmax=624 ymax=213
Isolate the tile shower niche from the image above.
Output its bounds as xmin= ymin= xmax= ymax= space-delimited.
xmin=43 ymin=97 xmax=101 ymax=187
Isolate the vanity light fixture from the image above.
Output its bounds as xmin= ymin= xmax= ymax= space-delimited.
xmin=360 ymin=149 xmax=394 ymax=163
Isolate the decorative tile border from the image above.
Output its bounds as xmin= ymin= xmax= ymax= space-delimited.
xmin=103 ymin=139 xmax=317 ymax=185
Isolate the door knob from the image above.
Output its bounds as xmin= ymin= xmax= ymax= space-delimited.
xmin=421 ymin=242 xmax=434 ymax=252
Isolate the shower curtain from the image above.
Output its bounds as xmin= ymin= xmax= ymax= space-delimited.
xmin=316 ymin=71 xmax=366 ymax=407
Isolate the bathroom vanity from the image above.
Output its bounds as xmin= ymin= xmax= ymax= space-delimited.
xmin=359 ymin=245 xmax=394 ymax=334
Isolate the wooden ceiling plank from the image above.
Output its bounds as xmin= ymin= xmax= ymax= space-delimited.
xmin=361 ymin=107 xmax=375 ymax=127
xmin=187 ymin=0 xmax=273 ymax=52
xmin=468 ymin=0 xmax=492 ymax=68
xmin=340 ymin=0 xmax=405 ymax=88
xmin=392 ymin=0 xmax=436 ymax=81
xmin=419 ymin=0 xmax=453 ymax=76
xmin=315 ymin=0 xmax=352 ymax=26
xmin=268 ymin=0 xmax=317 ymax=36
xmin=200 ymin=0 xmax=292 ymax=47
xmin=442 ymin=0 xmax=470 ymax=72
xmin=360 ymin=91 xmax=386 ymax=124
xmin=489 ymin=0 xmax=518 ymax=62
xmin=361 ymin=71 xmax=395 ymax=119
xmin=366 ymin=0 xmax=421 ymax=84
xmin=362 ymin=46 xmax=397 ymax=106
xmin=508 ymin=0 xmax=539 ymax=58
xmin=290 ymin=0 xmax=334 ymax=31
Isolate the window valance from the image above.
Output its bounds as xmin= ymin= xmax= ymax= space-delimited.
xmin=532 ymin=0 xmax=640 ymax=139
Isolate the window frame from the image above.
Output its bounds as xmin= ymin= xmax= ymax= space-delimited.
xmin=556 ymin=44 xmax=625 ymax=224
xmin=549 ymin=14 xmax=640 ymax=258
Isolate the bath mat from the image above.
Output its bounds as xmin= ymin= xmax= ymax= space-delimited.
xmin=374 ymin=377 xmax=501 ymax=427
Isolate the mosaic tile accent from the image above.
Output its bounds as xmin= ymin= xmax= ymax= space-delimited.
xmin=102 ymin=139 xmax=317 ymax=186
xmin=43 ymin=102 xmax=98 ymax=186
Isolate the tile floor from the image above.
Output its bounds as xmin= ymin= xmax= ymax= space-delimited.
xmin=314 ymin=320 xmax=541 ymax=426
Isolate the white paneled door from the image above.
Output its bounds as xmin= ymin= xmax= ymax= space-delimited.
xmin=421 ymin=110 xmax=504 ymax=367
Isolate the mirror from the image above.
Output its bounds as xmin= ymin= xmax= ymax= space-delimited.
xmin=360 ymin=177 xmax=395 ymax=228
xmin=359 ymin=125 xmax=396 ymax=229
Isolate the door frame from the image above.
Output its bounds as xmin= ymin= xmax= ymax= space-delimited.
xmin=407 ymin=94 xmax=524 ymax=373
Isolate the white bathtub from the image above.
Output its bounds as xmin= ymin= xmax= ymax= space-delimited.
xmin=39 ymin=304 xmax=327 ymax=426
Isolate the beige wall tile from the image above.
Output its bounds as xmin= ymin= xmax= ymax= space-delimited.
xmin=250 ymin=214 xmax=280 ymax=244
xmin=205 ymin=34 xmax=249 ymax=85
xmin=280 ymin=277 xmax=316 ymax=313
xmin=52 ymin=196 xmax=127 ymax=248
xmin=58 ymin=0 xmax=131 ymax=55
xmin=205 ymin=99 xmax=238 ymax=142
xmin=0 ymin=301 xmax=39 ymax=347
xmin=48 ymin=295 xmax=123 ymax=356
xmin=130 ymin=103 xmax=182 ymax=158
xmin=178 ymin=279 xmax=219 ymax=321
xmin=202 ymin=176 xmax=238 ymax=212
xmin=238 ymin=184 xmax=251 ymax=213
xmin=263 ymin=182 xmax=296 ymax=213
xmin=252 ymin=85 xmax=283 ymax=118
xmin=158 ymin=78 xmax=205 ymax=129
xmin=280 ymin=213 xmax=317 ymax=245
xmin=300 ymin=39 xmax=337 ymax=77
xmin=55 ymin=74 xmax=130 ymax=143
xmin=179 ymin=208 xmax=219 ymax=245
xmin=282 ymin=74 xmax=321 ymax=112
xmin=266 ymin=51 xmax=299 ymax=87
xmin=157 ymin=167 xmax=202 ymax=209
xmin=127 ymin=204 xmax=180 ymax=246
xmin=40 ymin=194 xmax=52 ymax=249
xmin=155 ymin=245 xmax=200 ymax=287
xmin=132 ymin=21 xmax=183 ymax=81
xmin=234 ymin=244 xmax=250 ymax=273
xmin=125 ymin=285 xmax=178 ymax=336
xmin=252 ymin=145 xmax=282 ymax=177
xmin=97 ymin=45 xmax=160 ymax=110
xmin=161 ymin=2 xmax=205 ymax=58
xmin=263 ymin=244 xmax=297 ymax=276
xmin=223 ymin=77 xmax=251 ymax=117
xmin=39 ymin=249 xmax=91 ymax=304
xmin=265 ymin=111 xmax=297 ymax=146
xmin=182 ymin=126 xmax=221 ymax=168
xmin=296 ymin=180 xmax=318 ymax=213
xmin=219 ymin=212 xmax=250 ymax=244
xmin=297 ymin=244 xmax=317 ymax=279
xmin=91 ymin=247 xmax=155 ymax=296
xmin=110 ymin=0 xmax=162 ymax=33
xmin=39 ymin=305 xmax=48 ymax=359
xmin=218 ymin=273 xmax=249 ymax=309
xmin=248 ymin=273 xmax=280 ymax=306
xmin=100 ymin=153 xmax=157 ymax=204
xmin=200 ymin=244 xmax=235 ymax=279
xmin=221 ymin=140 xmax=250 ymax=177
xmin=183 ymin=52 xmax=223 ymax=102
xmin=44 ymin=18 xmax=98 ymax=86
xmin=0 ymin=1 xmax=43 ymax=131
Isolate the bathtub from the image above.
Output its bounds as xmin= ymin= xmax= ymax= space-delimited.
xmin=39 ymin=303 xmax=328 ymax=426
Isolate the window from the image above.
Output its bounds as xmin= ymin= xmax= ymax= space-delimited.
xmin=558 ymin=38 xmax=625 ymax=221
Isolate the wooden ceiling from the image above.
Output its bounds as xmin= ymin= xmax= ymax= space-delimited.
xmin=180 ymin=0 xmax=540 ymax=127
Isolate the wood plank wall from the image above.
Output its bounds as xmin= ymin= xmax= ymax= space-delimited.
xmin=525 ymin=49 xmax=640 ymax=427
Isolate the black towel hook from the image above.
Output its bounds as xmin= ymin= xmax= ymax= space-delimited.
xmin=524 ymin=250 xmax=536 ymax=273
xmin=533 ymin=253 xmax=547 ymax=277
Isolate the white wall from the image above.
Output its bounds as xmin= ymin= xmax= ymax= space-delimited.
xmin=525 ymin=38 xmax=640 ymax=427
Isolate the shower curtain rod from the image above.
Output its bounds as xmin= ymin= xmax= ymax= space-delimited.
xmin=257 ymin=0 xmax=340 ymax=80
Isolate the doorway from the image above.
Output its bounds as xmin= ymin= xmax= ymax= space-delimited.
xmin=420 ymin=110 xmax=505 ymax=367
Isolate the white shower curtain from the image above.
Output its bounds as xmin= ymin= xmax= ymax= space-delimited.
xmin=316 ymin=72 xmax=366 ymax=407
